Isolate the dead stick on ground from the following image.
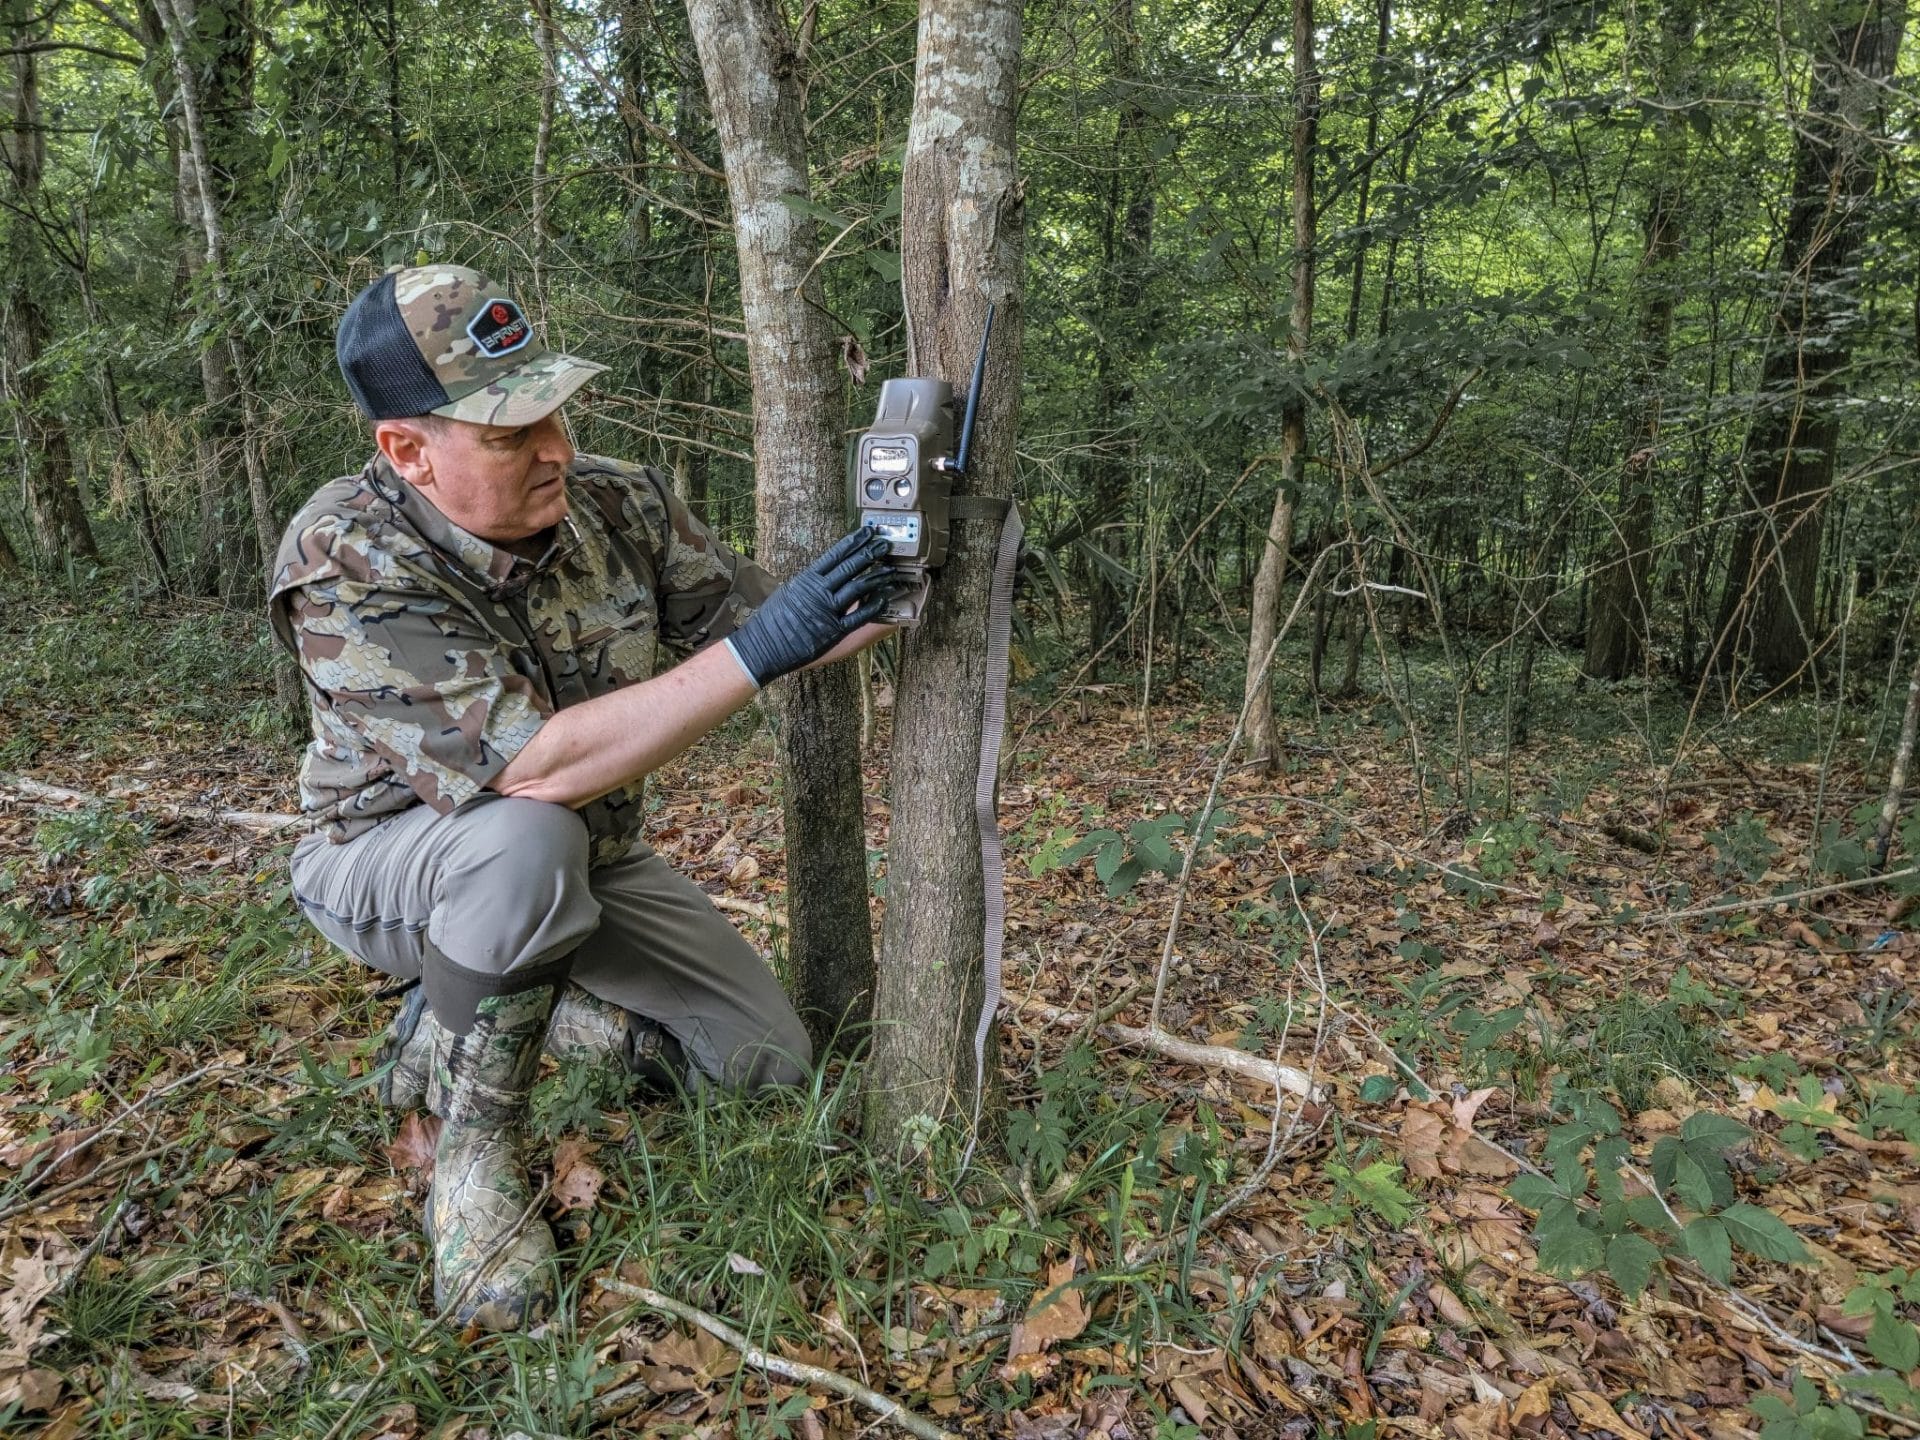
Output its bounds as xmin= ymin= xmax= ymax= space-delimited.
xmin=1017 ymin=998 xmax=1322 ymax=1100
xmin=0 ymin=773 xmax=298 ymax=834
xmin=1125 ymin=855 xmax=1330 ymax=1266
xmin=603 ymin=1279 xmax=957 ymax=1440
xmin=1649 ymin=867 xmax=1919 ymax=923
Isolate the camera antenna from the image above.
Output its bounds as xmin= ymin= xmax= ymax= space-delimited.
xmin=950 ymin=304 xmax=995 ymax=477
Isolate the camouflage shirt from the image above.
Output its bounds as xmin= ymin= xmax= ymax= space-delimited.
xmin=268 ymin=453 xmax=775 ymax=866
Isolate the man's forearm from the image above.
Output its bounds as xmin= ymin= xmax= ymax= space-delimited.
xmin=489 ymin=644 xmax=757 ymax=808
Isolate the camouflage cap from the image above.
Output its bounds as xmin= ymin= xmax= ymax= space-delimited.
xmin=337 ymin=265 xmax=607 ymax=427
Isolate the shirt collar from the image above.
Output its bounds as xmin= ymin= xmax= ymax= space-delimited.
xmin=363 ymin=455 xmax=583 ymax=598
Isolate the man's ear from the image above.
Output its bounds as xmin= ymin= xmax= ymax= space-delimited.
xmin=374 ymin=418 xmax=434 ymax=486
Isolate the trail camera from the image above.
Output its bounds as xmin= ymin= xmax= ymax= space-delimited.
xmin=851 ymin=307 xmax=995 ymax=627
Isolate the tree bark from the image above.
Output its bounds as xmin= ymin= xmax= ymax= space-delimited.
xmin=1242 ymin=0 xmax=1316 ymax=769
xmin=1873 ymin=623 xmax=1920 ymax=869
xmin=1084 ymin=0 xmax=1156 ymax=665
xmin=3 ymin=0 xmax=99 ymax=564
xmin=1584 ymin=1 xmax=1694 ymax=680
xmin=135 ymin=0 xmax=255 ymax=595
xmin=530 ymin=0 xmax=558 ymax=295
xmin=152 ymin=0 xmax=287 ymax=661
xmin=1712 ymin=0 xmax=1908 ymax=685
xmin=686 ymin=0 xmax=876 ymax=1052
xmin=867 ymin=0 xmax=1026 ymax=1152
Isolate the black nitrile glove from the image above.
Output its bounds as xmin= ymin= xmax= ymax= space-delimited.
xmin=723 ymin=526 xmax=898 ymax=688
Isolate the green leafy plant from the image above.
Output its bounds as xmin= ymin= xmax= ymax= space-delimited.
xmin=1510 ymin=1109 xmax=1807 ymax=1302
xmin=1707 ymin=810 xmax=1780 ymax=882
xmin=1303 ymin=1158 xmax=1421 ymax=1231
xmin=1052 ymin=810 xmax=1228 ymax=898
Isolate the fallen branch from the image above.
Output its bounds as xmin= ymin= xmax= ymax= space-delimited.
xmin=603 ymin=1279 xmax=957 ymax=1440
xmin=710 ymin=894 xmax=775 ymax=923
xmin=0 ymin=772 xmax=299 ymax=834
xmin=1016 ymin=998 xmax=1322 ymax=1101
xmin=1649 ymin=866 xmax=1919 ymax=923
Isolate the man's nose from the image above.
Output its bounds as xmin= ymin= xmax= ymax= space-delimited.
xmin=533 ymin=412 xmax=574 ymax=468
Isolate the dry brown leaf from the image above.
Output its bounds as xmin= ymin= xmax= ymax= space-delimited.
xmin=1007 ymin=1260 xmax=1090 ymax=1356
xmin=384 ymin=1112 xmax=440 ymax=1181
xmin=728 ymin=854 xmax=760 ymax=886
xmin=551 ymin=1139 xmax=604 ymax=1213
xmin=1565 ymin=1388 xmax=1648 ymax=1439
xmin=0 ymin=1365 xmax=61 ymax=1413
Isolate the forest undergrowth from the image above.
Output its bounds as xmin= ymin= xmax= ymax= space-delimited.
xmin=3 ymin=593 xmax=1919 ymax=1440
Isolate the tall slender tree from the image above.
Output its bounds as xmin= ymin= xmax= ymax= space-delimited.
xmin=686 ymin=0 xmax=877 ymax=1049
xmin=1713 ymin=0 xmax=1909 ymax=684
xmin=1584 ymin=0 xmax=1697 ymax=680
xmin=1085 ymin=0 xmax=1157 ymax=662
xmin=868 ymin=0 xmax=1027 ymax=1152
xmin=2 ymin=0 xmax=99 ymax=564
xmin=1242 ymin=0 xmax=1317 ymax=768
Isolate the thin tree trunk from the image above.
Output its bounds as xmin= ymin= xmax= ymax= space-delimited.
xmin=531 ymin=0 xmax=558 ymax=295
xmin=1085 ymin=0 xmax=1155 ymax=665
xmin=1713 ymin=0 xmax=1908 ymax=685
xmin=1873 ymin=626 xmax=1920 ymax=869
xmin=135 ymin=0 xmax=247 ymax=595
xmin=153 ymin=0 xmax=288 ymax=694
xmin=868 ymin=0 xmax=1026 ymax=1153
xmin=3 ymin=0 xmax=99 ymax=563
xmin=1242 ymin=0 xmax=1317 ymax=770
xmin=0 ymin=518 xmax=18 ymax=577
xmin=686 ymin=0 xmax=876 ymax=1052
xmin=1585 ymin=1 xmax=1694 ymax=680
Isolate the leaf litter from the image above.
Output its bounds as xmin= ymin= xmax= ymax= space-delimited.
xmin=2 ymin=676 xmax=1917 ymax=1439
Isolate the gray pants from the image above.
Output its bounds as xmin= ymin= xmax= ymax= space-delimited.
xmin=290 ymin=794 xmax=811 ymax=1088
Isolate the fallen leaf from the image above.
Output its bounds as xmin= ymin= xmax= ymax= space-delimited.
xmin=1566 ymin=1388 xmax=1649 ymax=1438
xmin=384 ymin=1112 xmax=441 ymax=1181
xmin=1005 ymin=1260 xmax=1090 ymax=1364
xmin=552 ymin=1139 xmax=605 ymax=1213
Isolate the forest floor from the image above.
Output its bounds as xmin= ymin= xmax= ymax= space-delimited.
xmin=3 ymin=593 xmax=1918 ymax=1440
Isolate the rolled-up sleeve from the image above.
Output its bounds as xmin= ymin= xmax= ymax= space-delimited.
xmin=286 ymin=578 xmax=550 ymax=814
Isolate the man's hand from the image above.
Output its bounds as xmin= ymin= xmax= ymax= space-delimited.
xmin=724 ymin=527 xmax=898 ymax=688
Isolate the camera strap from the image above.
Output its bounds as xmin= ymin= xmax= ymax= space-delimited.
xmin=958 ymin=496 xmax=1023 ymax=1174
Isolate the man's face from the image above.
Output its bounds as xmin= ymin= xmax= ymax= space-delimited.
xmin=377 ymin=411 xmax=576 ymax=543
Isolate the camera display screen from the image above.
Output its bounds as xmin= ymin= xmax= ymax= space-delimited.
xmin=861 ymin=511 xmax=923 ymax=555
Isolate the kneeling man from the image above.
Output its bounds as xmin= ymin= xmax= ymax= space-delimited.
xmin=269 ymin=265 xmax=895 ymax=1330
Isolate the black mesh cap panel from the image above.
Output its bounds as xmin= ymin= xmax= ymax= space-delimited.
xmin=336 ymin=272 xmax=451 ymax=420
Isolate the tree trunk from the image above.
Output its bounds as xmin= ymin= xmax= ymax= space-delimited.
xmin=134 ymin=0 xmax=258 ymax=594
xmin=1872 ymin=626 xmax=1920 ymax=870
xmin=1242 ymin=0 xmax=1316 ymax=770
xmin=666 ymin=0 xmax=716 ymax=519
xmin=0 ymin=518 xmax=18 ymax=577
xmin=686 ymin=0 xmax=876 ymax=1052
xmin=530 ymin=0 xmax=558 ymax=295
xmin=3 ymin=0 xmax=99 ymax=564
xmin=1084 ymin=0 xmax=1156 ymax=665
xmin=867 ymin=0 xmax=1026 ymax=1153
xmin=153 ymin=0 xmax=286 ymax=651
xmin=1713 ymin=0 xmax=1907 ymax=685
xmin=1583 ymin=3 xmax=1694 ymax=680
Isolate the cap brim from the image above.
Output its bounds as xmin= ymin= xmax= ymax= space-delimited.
xmin=431 ymin=350 xmax=609 ymax=427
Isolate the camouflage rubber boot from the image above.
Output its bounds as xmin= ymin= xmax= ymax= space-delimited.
xmin=545 ymin=982 xmax=691 ymax=1093
xmin=376 ymin=987 xmax=450 ymax=1112
xmin=429 ymin=985 xmax=561 ymax=1332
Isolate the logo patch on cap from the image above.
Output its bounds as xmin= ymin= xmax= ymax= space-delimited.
xmin=466 ymin=297 xmax=533 ymax=358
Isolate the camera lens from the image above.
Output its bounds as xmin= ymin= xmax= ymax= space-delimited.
xmin=893 ymin=478 xmax=913 ymax=498
xmin=864 ymin=477 xmax=885 ymax=501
